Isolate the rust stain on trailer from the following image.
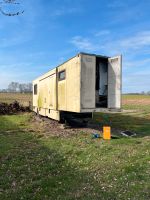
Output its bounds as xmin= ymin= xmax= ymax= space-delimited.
xmin=38 ymin=94 xmax=42 ymax=108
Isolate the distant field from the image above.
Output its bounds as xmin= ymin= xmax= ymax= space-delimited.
xmin=0 ymin=93 xmax=150 ymax=112
xmin=0 ymin=93 xmax=32 ymax=107
xmin=122 ymin=94 xmax=150 ymax=112
xmin=0 ymin=93 xmax=149 ymax=109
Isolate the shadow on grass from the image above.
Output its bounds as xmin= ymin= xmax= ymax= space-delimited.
xmin=91 ymin=112 xmax=150 ymax=138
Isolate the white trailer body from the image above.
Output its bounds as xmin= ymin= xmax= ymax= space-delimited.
xmin=33 ymin=52 xmax=122 ymax=121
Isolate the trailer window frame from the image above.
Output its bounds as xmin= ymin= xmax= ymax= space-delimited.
xmin=34 ymin=84 xmax=37 ymax=95
xmin=58 ymin=70 xmax=66 ymax=81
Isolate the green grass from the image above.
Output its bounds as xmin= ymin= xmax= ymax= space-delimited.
xmin=93 ymin=111 xmax=150 ymax=136
xmin=0 ymin=114 xmax=150 ymax=200
xmin=92 ymin=95 xmax=150 ymax=136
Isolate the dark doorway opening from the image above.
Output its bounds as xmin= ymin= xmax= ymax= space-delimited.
xmin=96 ymin=56 xmax=108 ymax=108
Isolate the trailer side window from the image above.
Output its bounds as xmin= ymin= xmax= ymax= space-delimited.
xmin=34 ymin=84 xmax=37 ymax=95
xmin=58 ymin=70 xmax=66 ymax=81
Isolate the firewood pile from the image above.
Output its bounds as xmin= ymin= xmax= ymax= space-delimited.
xmin=0 ymin=101 xmax=30 ymax=114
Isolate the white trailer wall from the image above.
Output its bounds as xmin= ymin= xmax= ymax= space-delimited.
xmin=80 ymin=54 xmax=96 ymax=109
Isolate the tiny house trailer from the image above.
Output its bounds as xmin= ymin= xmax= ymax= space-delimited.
xmin=33 ymin=52 xmax=122 ymax=121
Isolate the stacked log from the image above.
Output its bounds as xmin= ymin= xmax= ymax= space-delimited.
xmin=0 ymin=101 xmax=30 ymax=114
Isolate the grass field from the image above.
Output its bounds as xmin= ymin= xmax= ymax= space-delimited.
xmin=0 ymin=94 xmax=150 ymax=199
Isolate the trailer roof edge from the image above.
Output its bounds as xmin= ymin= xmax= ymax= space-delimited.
xmin=79 ymin=52 xmax=109 ymax=58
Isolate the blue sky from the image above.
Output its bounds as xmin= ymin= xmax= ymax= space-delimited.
xmin=0 ymin=0 xmax=150 ymax=93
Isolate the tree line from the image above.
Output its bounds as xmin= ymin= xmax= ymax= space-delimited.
xmin=124 ymin=91 xmax=150 ymax=95
xmin=0 ymin=82 xmax=32 ymax=93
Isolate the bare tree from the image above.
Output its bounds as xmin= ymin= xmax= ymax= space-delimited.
xmin=8 ymin=82 xmax=19 ymax=92
xmin=0 ymin=0 xmax=24 ymax=16
xmin=7 ymin=82 xmax=32 ymax=93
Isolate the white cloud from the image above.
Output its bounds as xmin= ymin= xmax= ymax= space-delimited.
xmin=124 ymin=58 xmax=150 ymax=69
xmin=70 ymin=30 xmax=150 ymax=55
xmin=120 ymin=31 xmax=150 ymax=49
xmin=70 ymin=36 xmax=97 ymax=51
xmin=95 ymin=30 xmax=110 ymax=37
xmin=70 ymin=31 xmax=150 ymax=93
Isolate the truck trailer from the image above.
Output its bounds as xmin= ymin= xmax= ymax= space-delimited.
xmin=33 ymin=52 xmax=122 ymax=121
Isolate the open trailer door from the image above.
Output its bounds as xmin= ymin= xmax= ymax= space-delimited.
xmin=108 ymin=55 xmax=122 ymax=109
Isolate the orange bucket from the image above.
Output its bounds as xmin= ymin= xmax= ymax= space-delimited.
xmin=103 ymin=126 xmax=111 ymax=140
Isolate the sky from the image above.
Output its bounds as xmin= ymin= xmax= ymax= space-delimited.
xmin=0 ymin=0 xmax=150 ymax=93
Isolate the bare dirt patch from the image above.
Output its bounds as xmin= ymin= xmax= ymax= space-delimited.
xmin=28 ymin=114 xmax=102 ymax=138
xmin=122 ymin=98 xmax=150 ymax=105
